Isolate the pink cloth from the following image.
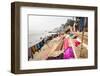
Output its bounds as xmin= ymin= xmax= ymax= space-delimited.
xmin=63 ymin=47 xmax=75 ymax=59
xmin=63 ymin=38 xmax=69 ymax=50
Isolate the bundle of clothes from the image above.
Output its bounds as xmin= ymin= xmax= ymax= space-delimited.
xmin=63 ymin=32 xmax=81 ymax=59
xmin=47 ymin=32 xmax=81 ymax=60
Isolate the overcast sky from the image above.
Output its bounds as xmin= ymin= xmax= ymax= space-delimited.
xmin=29 ymin=15 xmax=73 ymax=35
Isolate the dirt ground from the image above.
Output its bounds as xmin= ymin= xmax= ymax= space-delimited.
xmin=29 ymin=32 xmax=88 ymax=61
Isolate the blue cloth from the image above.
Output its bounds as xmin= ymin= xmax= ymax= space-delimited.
xmin=79 ymin=17 xmax=84 ymax=32
xmin=36 ymin=43 xmax=41 ymax=50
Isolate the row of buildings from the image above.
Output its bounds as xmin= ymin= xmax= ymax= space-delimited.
xmin=51 ymin=17 xmax=88 ymax=34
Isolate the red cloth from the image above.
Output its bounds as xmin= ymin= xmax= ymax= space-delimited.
xmin=74 ymin=40 xmax=80 ymax=47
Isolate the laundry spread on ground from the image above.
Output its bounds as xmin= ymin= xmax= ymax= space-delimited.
xmin=28 ymin=32 xmax=88 ymax=61
xmin=63 ymin=47 xmax=75 ymax=59
xmin=28 ymin=16 xmax=88 ymax=61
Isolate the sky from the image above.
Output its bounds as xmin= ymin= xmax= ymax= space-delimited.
xmin=29 ymin=15 xmax=74 ymax=35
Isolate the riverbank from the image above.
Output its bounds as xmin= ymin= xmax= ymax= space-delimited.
xmin=29 ymin=32 xmax=88 ymax=61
